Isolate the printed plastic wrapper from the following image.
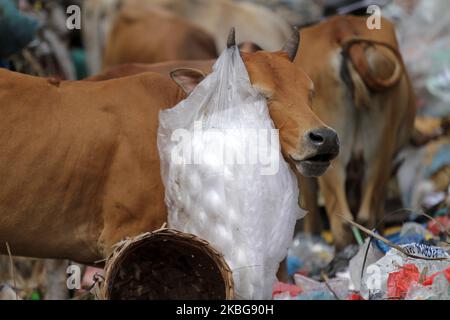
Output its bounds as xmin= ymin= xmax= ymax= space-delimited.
xmin=374 ymin=223 xmax=433 ymax=254
xmin=158 ymin=46 xmax=303 ymax=299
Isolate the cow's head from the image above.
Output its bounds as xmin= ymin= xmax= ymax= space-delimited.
xmin=171 ymin=29 xmax=339 ymax=177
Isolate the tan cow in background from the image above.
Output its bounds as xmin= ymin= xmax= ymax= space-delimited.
xmin=82 ymin=0 xmax=291 ymax=74
xmin=143 ymin=0 xmax=292 ymax=51
xmin=102 ymin=5 xmax=217 ymax=69
xmin=295 ymin=16 xmax=416 ymax=248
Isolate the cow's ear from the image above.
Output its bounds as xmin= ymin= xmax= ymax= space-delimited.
xmin=170 ymin=68 xmax=206 ymax=95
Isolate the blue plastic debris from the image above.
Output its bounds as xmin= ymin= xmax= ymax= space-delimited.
xmin=0 ymin=0 xmax=38 ymax=58
xmin=375 ymin=223 xmax=433 ymax=253
xmin=423 ymin=144 xmax=450 ymax=178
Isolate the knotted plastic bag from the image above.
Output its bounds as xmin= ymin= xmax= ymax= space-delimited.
xmin=158 ymin=46 xmax=304 ymax=299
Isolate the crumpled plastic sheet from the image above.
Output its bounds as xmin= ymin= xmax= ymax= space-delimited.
xmin=360 ymin=243 xmax=450 ymax=300
xmin=294 ymin=274 xmax=349 ymax=300
xmin=158 ymin=46 xmax=303 ymax=299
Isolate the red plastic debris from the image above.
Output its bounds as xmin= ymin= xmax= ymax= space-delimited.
xmin=387 ymin=264 xmax=420 ymax=299
xmin=272 ymin=281 xmax=302 ymax=297
xmin=427 ymin=216 xmax=450 ymax=236
xmin=422 ymin=267 xmax=450 ymax=286
xmin=346 ymin=293 xmax=365 ymax=300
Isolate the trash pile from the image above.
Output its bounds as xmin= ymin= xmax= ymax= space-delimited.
xmin=384 ymin=0 xmax=450 ymax=118
xmin=259 ymin=1 xmax=450 ymax=300
xmin=274 ymin=220 xmax=450 ymax=300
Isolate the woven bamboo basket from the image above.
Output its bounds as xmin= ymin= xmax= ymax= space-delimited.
xmin=98 ymin=228 xmax=234 ymax=300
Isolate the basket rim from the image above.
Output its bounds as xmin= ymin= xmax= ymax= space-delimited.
xmin=99 ymin=227 xmax=234 ymax=300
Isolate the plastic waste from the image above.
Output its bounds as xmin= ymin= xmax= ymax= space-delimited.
xmin=158 ymin=46 xmax=303 ymax=300
xmin=287 ymin=233 xmax=335 ymax=277
xmin=384 ymin=0 xmax=450 ymax=117
xmin=374 ymin=223 xmax=435 ymax=254
xmin=294 ymin=274 xmax=349 ymax=300
xmin=427 ymin=66 xmax=450 ymax=103
xmin=387 ymin=264 xmax=420 ymax=299
xmin=0 ymin=284 xmax=20 ymax=300
xmin=428 ymin=216 xmax=450 ymax=237
xmin=272 ymin=281 xmax=302 ymax=299
xmin=324 ymin=245 xmax=359 ymax=278
xmin=396 ymin=142 xmax=450 ymax=213
xmin=349 ymin=238 xmax=385 ymax=292
xmin=346 ymin=293 xmax=365 ymax=300
xmin=360 ymin=244 xmax=450 ymax=300
xmin=404 ymin=267 xmax=450 ymax=300
xmin=405 ymin=282 xmax=435 ymax=300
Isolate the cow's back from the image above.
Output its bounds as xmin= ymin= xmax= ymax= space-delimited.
xmin=86 ymin=60 xmax=215 ymax=81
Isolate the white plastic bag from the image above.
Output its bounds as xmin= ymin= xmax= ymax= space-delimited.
xmin=157 ymin=46 xmax=303 ymax=299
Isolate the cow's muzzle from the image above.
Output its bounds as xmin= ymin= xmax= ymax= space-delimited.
xmin=290 ymin=128 xmax=340 ymax=177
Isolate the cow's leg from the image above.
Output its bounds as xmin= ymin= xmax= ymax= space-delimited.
xmin=357 ymin=139 xmax=395 ymax=230
xmin=318 ymin=163 xmax=354 ymax=250
xmin=299 ymin=176 xmax=322 ymax=235
xmin=355 ymin=88 xmax=411 ymax=229
xmin=97 ymin=141 xmax=168 ymax=256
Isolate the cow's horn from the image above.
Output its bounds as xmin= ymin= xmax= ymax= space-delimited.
xmin=227 ymin=27 xmax=236 ymax=48
xmin=282 ymin=27 xmax=300 ymax=62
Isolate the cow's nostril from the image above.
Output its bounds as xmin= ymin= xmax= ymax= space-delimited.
xmin=308 ymin=131 xmax=325 ymax=145
xmin=306 ymin=128 xmax=339 ymax=152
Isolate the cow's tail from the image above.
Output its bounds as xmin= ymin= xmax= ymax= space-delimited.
xmin=340 ymin=37 xmax=404 ymax=108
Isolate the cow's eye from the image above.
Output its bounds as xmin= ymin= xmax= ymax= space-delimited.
xmin=264 ymin=93 xmax=273 ymax=102
xmin=254 ymin=85 xmax=273 ymax=101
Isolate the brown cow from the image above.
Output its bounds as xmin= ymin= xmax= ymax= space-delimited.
xmin=102 ymin=5 xmax=217 ymax=70
xmin=295 ymin=16 xmax=416 ymax=248
xmin=0 ymin=31 xmax=339 ymax=264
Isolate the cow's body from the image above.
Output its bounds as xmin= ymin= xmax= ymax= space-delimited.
xmin=295 ymin=16 xmax=416 ymax=247
xmin=0 ymin=69 xmax=183 ymax=263
xmin=102 ymin=6 xmax=217 ymax=70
